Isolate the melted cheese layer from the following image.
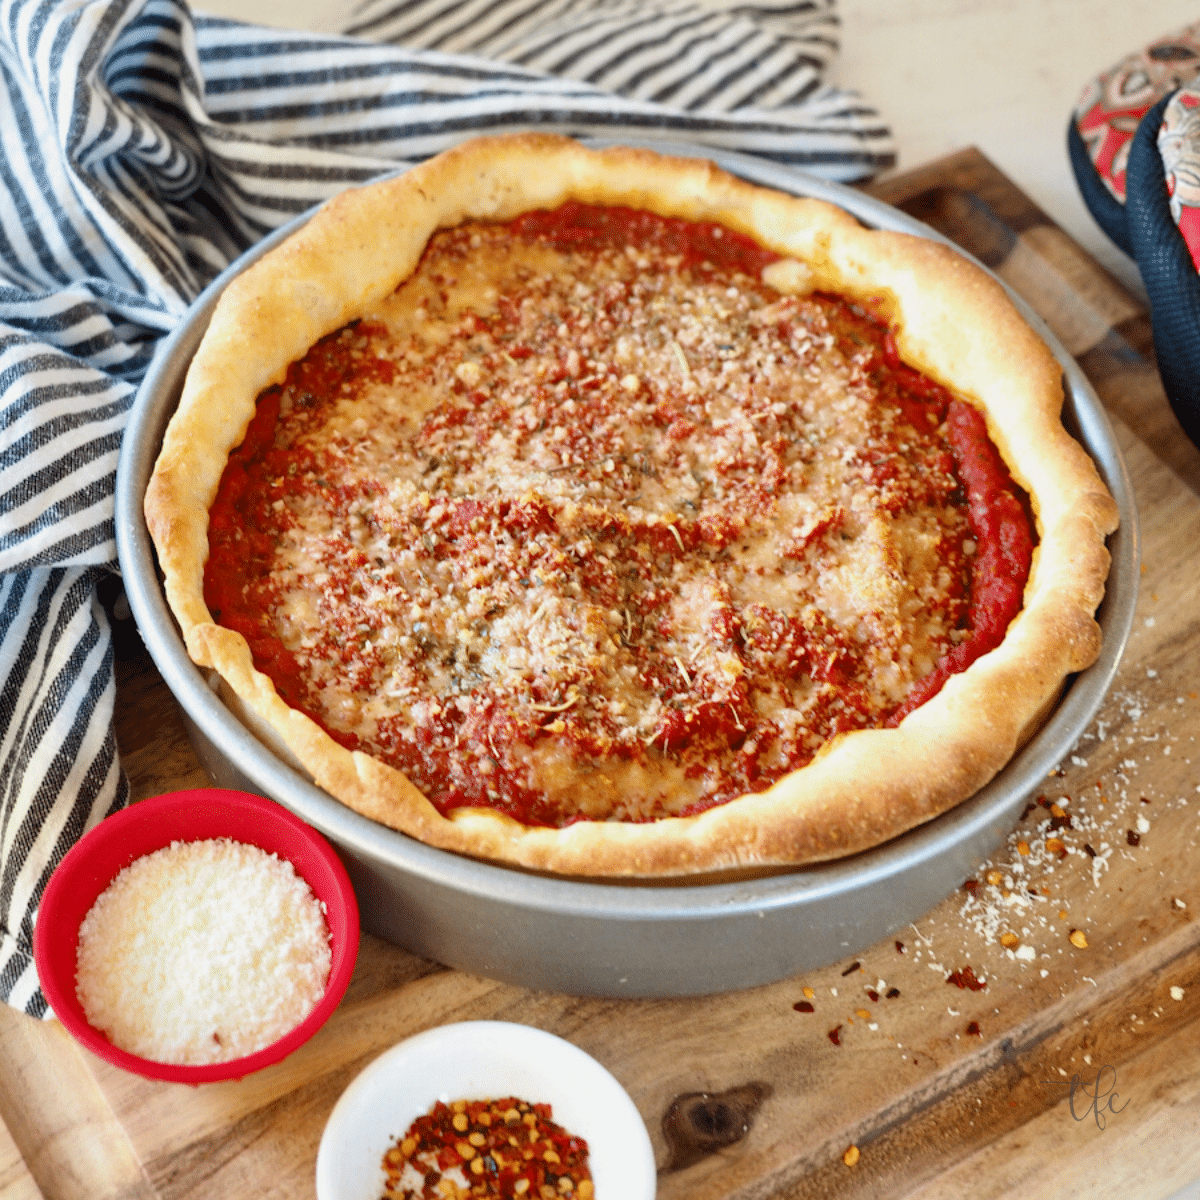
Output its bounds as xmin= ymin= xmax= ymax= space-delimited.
xmin=210 ymin=216 xmax=974 ymax=824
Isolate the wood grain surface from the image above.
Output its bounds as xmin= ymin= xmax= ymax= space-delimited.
xmin=3 ymin=148 xmax=1199 ymax=1200
xmin=0 ymin=1113 xmax=43 ymax=1200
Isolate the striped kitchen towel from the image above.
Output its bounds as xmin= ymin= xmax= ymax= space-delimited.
xmin=0 ymin=0 xmax=892 ymax=1016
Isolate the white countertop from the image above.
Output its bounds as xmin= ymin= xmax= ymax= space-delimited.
xmin=837 ymin=0 xmax=1197 ymax=300
xmin=196 ymin=0 xmax=1199 ymax=299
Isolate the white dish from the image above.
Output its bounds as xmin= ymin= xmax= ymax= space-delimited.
xmin=315 ymin=1020 xmax=657 ymax=1199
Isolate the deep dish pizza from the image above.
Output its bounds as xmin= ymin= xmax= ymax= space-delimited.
xmin=145 ymin=134 xmax=1119 ymax=877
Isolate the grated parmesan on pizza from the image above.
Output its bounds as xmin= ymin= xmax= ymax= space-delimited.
xmin=203 ymin=205 xmax=1015 ymax=828
xmin=148 ymin=134 xmax=1119 ymax=876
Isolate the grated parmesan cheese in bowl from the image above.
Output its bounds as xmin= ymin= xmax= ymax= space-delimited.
xmin=76 ymin=838 xmax=332 ymax=1065
xmin=34 ymin=788 xmax=360 ymax=1083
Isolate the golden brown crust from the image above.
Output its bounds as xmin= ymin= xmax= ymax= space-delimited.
xmin=145 ymin=133 xmax=1119 ymax=877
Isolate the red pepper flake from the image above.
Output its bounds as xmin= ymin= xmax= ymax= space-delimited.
xmin=793 ymin=1000 xmax=815 ymax=1013
xmin=381 ymin=1096 xmax=592 ymax=1199
xmin=1083 ymin=843 xmax=1097 ymax=858
xmin=966 ymin=1021 xmax=981 ymax=1036
xmin=886 ymin=987 xmax=901 ymax=999
xmin=1127 ymin=829 xmax=1141 ymax=846
xmin=946 ymin=966 xmax=987 ymax=991
xmin=841 ymin=961 xmax=862 ymax=976
xmin=866 ymin=989 xmax=880 ymax=1002
xmin=828 ymin=1026 xmax=843 ymax=1045
xmin=963 ymin=879 xmax=980 ymax=894
xmin=1049 ymin=814 xmax=1073 ymax=830
xmin=1140 ymin=796 xmax=1151 ymax=804
xmin=895 ymin=940 xmax=906 ymax=953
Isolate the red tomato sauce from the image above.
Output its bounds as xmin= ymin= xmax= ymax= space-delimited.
xmin=885 ymin=398 xmax=1033 ymax=726
xmin=513 ymin=200 xmax=781 ymax=279
xmin=204 ymin=203 xmax=1034 ymax=825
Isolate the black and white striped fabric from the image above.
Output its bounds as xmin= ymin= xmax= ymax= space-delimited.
xmin=0 ymin=0 xmax=892 ymax=1016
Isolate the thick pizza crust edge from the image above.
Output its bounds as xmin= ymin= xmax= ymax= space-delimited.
xmin=145 ymin=133 xmax=1119 ymax=877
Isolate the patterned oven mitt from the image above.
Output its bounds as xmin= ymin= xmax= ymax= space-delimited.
xmin=1069 ymin=22 xmax=1200 ymax=449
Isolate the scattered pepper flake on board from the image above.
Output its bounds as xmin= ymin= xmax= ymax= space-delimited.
xmin=966 ymin=1021 xmax=981 ymax=1036
xmin=886 ymin=987 xmax=901 ymax=999
xmin=828 ymin=1026 xmax=843 ymax=1045
xmin=1126 ymin=830 xmax=1141 ymax=846
xmin=866 ymin=988 xmax=880 ymax=1002
xmin=946 ymin=966 xmax=987 ymax=991
xmin=940 ymin=682 xmax=1192 ymax=985
xmin=793 ymin=1000 xmax=815 ymax=1013
xmin=841 ymin=961 xmax=862 ymax=977
xmin=895 ymin=940 xmax=906 ymax=953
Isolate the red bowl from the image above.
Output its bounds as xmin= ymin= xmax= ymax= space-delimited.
xmin=34 ymin=787 xmax=360 ymax=1084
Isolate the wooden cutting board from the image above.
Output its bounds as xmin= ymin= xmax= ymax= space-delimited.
xmin=3 ymin=148 xmax=1200 ymax=1200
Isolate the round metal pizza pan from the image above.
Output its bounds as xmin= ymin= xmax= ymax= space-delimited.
xmin=115 ymin=141 xmax=1138 ymax=999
